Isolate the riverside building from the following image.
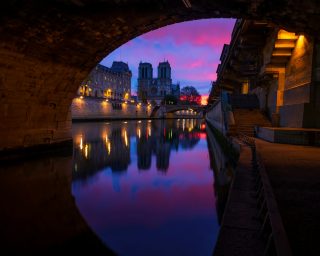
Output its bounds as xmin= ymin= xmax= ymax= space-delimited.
xmin=78 ymin=61 xmax=132 ymax=101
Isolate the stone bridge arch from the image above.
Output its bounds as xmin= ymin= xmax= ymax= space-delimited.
xmin=151 ymin=104 xmax=203 ymax=117
xmin=1 ymin=0 xmax=320 ymax=151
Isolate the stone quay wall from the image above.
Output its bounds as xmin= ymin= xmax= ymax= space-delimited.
xmin=71 ymin=97 xmax=150 ymax=120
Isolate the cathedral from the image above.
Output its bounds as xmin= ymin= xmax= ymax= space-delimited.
xmin=137 ymin=61 xmax=180 ymax=103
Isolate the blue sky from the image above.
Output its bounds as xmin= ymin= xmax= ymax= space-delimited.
xmin=100 ymin=18 xmax=235 ymax=97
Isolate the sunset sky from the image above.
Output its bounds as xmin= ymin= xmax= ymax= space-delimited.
xmin=100 ymin=18 xmax=235 ymax=97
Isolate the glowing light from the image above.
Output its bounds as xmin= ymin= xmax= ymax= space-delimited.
xmin=79 ymin=137 xmax=83 ymax=150
xmin=106 ymin=89 xmax=112 ymax=98
xmin=148 ymin=127 xmax=151 ymax=137
xmin=277 ymin=29 xmax=298 ymax=40
xmin=80 ymin=96 xmax=84 ymax=99
xmin=295 ymin=35 xmax=305 ymax=50
xmin=275 ymin=41 xmax=296 ymax=48
xmin=148 ymin=120 xmax=152 ymax=123
xmin=138 ymin=120 xmax=142 ymax=123
xmin=124 ymin=130 xmax=128 ymax=147
xmin=201 ymin=95 xmax=208 ymax=105
xmin=84 ymin=144 xmax=88 ymax=159
xmin=123 ymin=121 xmax=128 ymax=124
xmin=241 ymin=81 xmax=249 ymax=94
xmin=106 ymin=99 xmax=109 ymax=102
xmin=137 ymin=128 xmax=141 ymax=139
xmin=200 ymin=133 xmax=207 ymax=139
xmin=107 ymin=142 xmax=111 ymax=155
xmin=105 ymin=135 xmax=108 ymax=143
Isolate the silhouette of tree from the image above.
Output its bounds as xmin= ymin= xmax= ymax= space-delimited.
xmin=180 ymin=86 xmax=201 ymax=104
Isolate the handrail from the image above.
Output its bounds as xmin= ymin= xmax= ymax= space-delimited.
xmin=237 ymin=134 xmax=292 ymax=256
xmin=255 ymin=151 xmax=292 ymax=256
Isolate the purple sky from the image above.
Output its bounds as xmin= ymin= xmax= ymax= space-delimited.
xmin=100 ymin=18 xmax=235 ymax=96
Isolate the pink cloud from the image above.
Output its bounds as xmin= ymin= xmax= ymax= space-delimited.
xmin=101 ymin=18 xmax=235 ymax=95
xmin=190 ymin=60 xmax=204 ymax=68
xmin=141 ymin=19 xmax=235 ymax=49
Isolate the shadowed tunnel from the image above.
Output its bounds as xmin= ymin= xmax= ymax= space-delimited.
xmin=1 ymin=0 xmax=320 ymax=151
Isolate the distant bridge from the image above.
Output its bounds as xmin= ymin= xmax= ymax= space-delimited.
xmin=150 ymin=104 xmax=204 ymax=118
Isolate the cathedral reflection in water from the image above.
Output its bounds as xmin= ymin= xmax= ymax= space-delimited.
xmin=72 ymin=119 xmax=205 ymax=180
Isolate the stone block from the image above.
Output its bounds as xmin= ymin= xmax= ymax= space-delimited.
xmin=257 ymin=127 xmax=275 ymax=142
xmin=283 ymin=83 xmax=310 ymax=105
xmin=257 ymin=127 xmax=320 ymax=146
xmin=279 ymin=102 xmax=319 ymax=128
xmin=280 ymin=103 xmax=305 ymax=127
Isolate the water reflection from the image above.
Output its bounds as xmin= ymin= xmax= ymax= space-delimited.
xmin=206 ymin=132 xmax=234 ymax=225
xmin=71 ymin=119 xmax=220 ymax=256
xmin=73 ymin=119 xmax=204 ymax=179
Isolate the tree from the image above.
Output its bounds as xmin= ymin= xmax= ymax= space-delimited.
xmin=180 ymin=86 xmax=201 ymax=105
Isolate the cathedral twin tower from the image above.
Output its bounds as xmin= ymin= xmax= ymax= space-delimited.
xmin=138 ymin=61 xmax=180 ymax=102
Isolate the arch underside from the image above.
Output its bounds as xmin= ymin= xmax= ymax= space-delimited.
xmin=1 ymin=0 xmax=320 ymax=150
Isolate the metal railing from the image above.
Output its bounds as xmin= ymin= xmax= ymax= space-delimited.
xmin=237 ymin=134 xmax=292 ymax=256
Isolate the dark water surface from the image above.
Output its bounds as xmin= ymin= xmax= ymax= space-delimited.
xmin=72 ymin=119 xmax=220 ymax=256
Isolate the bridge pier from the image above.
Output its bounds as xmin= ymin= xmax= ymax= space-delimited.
xmin=0 ymin=49 xmax=86 ymax=152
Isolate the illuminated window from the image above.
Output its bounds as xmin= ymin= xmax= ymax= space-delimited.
xmin=241 ymin=81 xmax=249 ymax=94
xmin=104 ymin=89 xmax=112 ymax=98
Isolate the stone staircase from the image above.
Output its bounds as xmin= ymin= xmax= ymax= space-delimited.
xmin=233 ymin=109 xmax=271 ymax=136
xmin=225 ymin=94 xmax=271 ymax=137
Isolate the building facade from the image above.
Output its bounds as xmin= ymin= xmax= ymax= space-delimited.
xmin=137 ymin=61 xmax=180 ymax=103
xmin=210 ymin=19 xmax=320 ymax=129
xmin=78 ymin=61 xmax=132 ymax=101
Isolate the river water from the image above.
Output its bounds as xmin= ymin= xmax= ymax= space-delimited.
xmin=71 ymin=119 xmax=222 ymax=256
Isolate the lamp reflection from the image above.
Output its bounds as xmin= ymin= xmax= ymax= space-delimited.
xmin=79 ymin=137 xmax=83 ymax=150
xmin=71 ymin=118 xmax=228 ymax=256
xmin=72 ymin=119 xmax=206 ymax=180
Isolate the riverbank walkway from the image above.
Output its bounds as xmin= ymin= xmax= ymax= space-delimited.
xmin=214 ymin=138 xmax=320 ymax=256
xmin=214 ymin=145 xmax=265 ymax=256
xmin=256 ymin=139 xmax=320 ymax=256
